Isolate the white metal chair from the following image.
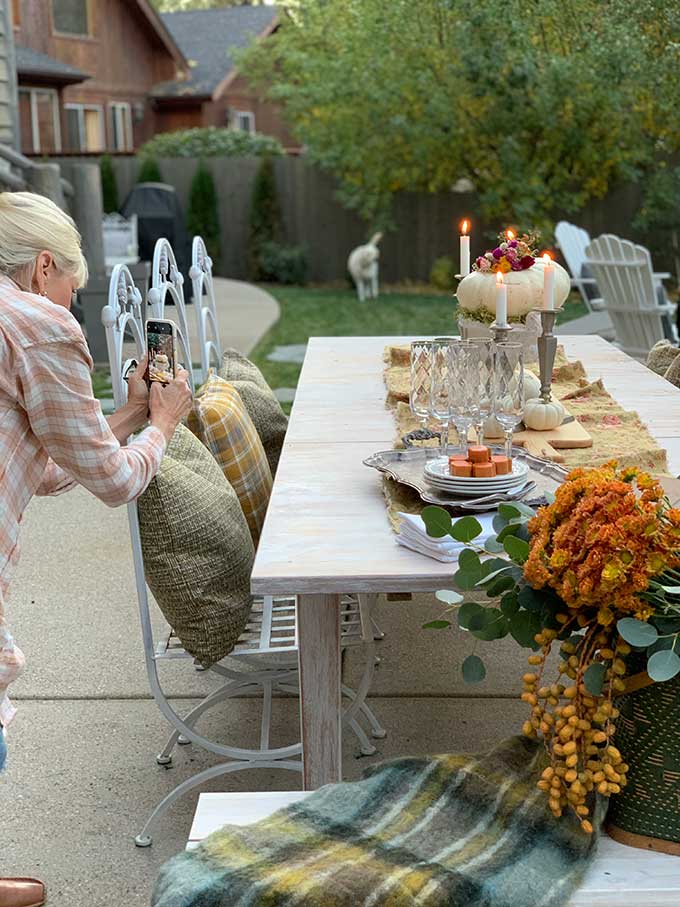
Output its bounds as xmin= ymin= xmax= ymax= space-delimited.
xmin=556 ymin=220 xmax=671 ymax=315
xmin=102 ymin=247 xmax=385 ymax=848
xmin=189 ymin=236 xmax=222 ymax=383
xmin=585 ymin=233 xmax=678 ymax=360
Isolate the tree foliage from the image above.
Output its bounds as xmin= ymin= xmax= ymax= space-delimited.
xmin=100 ymin=154 xmax=119 ymax=213
xmin=239 ymin=0 xmax=680 ymax=228
xmin=248 ymin=155 xmax=283 ymax=278
xmin=187 ymin=160 xmax=221 ymax=266
xmin=137 ymin=156 xmax=163 ymax=183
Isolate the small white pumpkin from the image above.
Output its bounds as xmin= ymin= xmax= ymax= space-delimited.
xmin=523 ymin=398 xmax=566 ymax=431
xmin=523 ymin=370 xmax=541 ymax=401
xmin=456 ymin=258 xmax=571 ymax=318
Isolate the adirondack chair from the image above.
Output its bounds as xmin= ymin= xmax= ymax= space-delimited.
xmin=585 ymin=234 xmax=677 ymax=360
xmin=556 ymin=220 xmax=671 ymax=313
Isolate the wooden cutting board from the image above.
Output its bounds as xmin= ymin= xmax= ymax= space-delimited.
xmin=484 ymin=419 xmax=593 ymax=463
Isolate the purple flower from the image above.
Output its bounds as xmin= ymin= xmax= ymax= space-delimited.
xmin=492 ymin=248 xmax=503 ymax=259
xmin=510 ymin=260 xmax=523 ymax=271
xmin=505 ymin=247 xmax=517 ymax=261
xmin=477 ymin=256 xmax=491 ymax=271
xmin=509 ymin=240 xmax=518 ymax=248
xmin=519 ymin=255 xmax=534 ymax=270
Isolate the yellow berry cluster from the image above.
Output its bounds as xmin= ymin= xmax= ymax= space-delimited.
xmin=521 ymin=623 xmax=630 ymax=832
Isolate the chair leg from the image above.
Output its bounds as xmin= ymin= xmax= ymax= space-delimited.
xmin=134 ymin=758 xmax=302 ymax=848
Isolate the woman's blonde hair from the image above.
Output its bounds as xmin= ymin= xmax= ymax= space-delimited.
xmin=0 ymin=191 xmax=88 ymax=288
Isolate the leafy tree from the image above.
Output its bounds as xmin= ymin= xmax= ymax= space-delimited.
xmin=137 ymin=156 xmax=163 ymax=183
xmin=100 ymin=154 xmax=119 ymax=213
xmin=187 ymin=160 xmax=221 ymax=266
xmin=248 ymin=155 xmax=283 ymax=279
xmin=239 ymin=0 xmax=680 ymax=230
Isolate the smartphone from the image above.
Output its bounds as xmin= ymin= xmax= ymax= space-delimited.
xmin=146 ymin=319 xmax=177 ymax=386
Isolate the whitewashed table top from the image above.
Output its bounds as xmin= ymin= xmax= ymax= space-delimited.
xmin=251 ymin=335 xmax=680 ymax=596
xmin=188 ymin=791 xmax=680 ymax=905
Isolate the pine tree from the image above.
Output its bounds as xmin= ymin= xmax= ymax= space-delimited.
xmin=248 ymin=155 xmax=282 ymax=280
xmin=137 ymin=156 xmax=163 ymax=183
xmin=100 ymin=154 xmax=119 ymax=213
xmin=187 ymin=160 xmax=221 ymax=267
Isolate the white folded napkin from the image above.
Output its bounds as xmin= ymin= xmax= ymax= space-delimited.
xmin=395 ymin=511 xmax=496 ymax=562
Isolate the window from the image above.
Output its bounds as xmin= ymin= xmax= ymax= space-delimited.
xmin=11 ymin=0 xmax=21 ymax=26
xmin=52 ymin=0 xmax=89 ymax=36
xmin=108 ymin=102 xmax=133 ymax=152
xmin=18 ymin=88 xmax=61 ymax=154
xmin=65 ymin=104 xmax=104 ymax=152
xmin=233 ymin=110 xmax=255 ymax=134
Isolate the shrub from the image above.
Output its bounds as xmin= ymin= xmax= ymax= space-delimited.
xmin=137 ymin=156 xmax=162 ymax=183
xmin=248 ymin=156 xmax=283 ymax=280
xmin=187 ymin=161 xmax=221 ymax=266
xmin=429 ymin=255 xmax=456 ymax=291
xmin=138 ymin=127 xmax=284 ymax=160
xmin=258 ymin=241 xmax=308 ymax=285
xmin=100 ymin=154 xmax=119 ymax=213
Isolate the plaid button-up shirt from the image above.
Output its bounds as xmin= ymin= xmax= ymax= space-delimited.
xmin=0 ymin=276 xmax=166 ymax=728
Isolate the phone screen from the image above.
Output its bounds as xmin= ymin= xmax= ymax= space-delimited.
xmin=147 ymin=321 xmax=176 ymax=385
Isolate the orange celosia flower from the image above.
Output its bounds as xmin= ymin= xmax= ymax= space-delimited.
xmin=524 ymin=461 xmax=680 ymax=619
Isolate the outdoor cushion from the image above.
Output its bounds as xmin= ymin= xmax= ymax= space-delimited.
xmin=647 ymin=339 xmax=680 ymax=376
xmin=188 ymin=373 xmax=273 ymax=544
xmin=137 ymin=423 xmax=254 ymax=668
xmin=218 ymin=348 xmax=288 ymax=476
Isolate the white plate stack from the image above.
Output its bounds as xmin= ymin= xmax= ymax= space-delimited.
xmin=423 ymin=457 xmax=530 ymax=497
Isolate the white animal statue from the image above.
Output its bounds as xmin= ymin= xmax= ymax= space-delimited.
xmin=348 ymin=232 xmax=383 ymax=301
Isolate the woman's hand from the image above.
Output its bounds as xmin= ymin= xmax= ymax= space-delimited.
xmin=149 ymin=368 xmax=193 ymax=443
xmin=127 ymin=355 xmax=150 ymax=414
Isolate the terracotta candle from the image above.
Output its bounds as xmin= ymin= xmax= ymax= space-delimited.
xmin=542 ymin=252 xmax=555 ymax=310
xmin=495 ymin=270 xmax=508 ymax=326
xmin=459 ymin=219 xmax=470 ymax=276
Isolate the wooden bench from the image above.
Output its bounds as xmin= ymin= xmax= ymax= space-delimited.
xmin=188 ymin=791 xmax=680 ymax=905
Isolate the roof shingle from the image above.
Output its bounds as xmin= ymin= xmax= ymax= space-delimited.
xmin=153 ymin=6 xmax=277 ymax=100
xmin=15 ymin=45 xmax=89 ymax=85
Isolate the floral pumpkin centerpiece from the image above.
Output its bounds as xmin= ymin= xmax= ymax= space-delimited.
xmin=423 ymin=462 xmax=680 ymax=840
xmin=456 ymin=232 xmax=570 ymax=353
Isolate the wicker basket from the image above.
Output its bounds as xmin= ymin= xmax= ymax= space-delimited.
xmin=607 ymin=669 xmax=680 ymax=855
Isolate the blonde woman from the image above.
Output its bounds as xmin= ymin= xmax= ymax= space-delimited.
xmin=0 ymin=192 xmax=191 ymax=907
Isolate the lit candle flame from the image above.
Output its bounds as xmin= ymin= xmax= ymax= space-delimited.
xmin=496 ymin=270 xmax=504 ymax=285
xmin=506 ymin=229 xmax=515 ymax=241
xmin=461 ymin=219 xmax=469 ymax=235
xmin=542 ymin=252 xmax=552 ymax=264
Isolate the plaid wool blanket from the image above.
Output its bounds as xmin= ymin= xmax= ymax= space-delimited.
xmin=153 ymin=736 xmax=602 ymax=907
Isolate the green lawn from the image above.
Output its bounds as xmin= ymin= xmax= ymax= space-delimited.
xmin=250 ymin=286 xmax=587 ymax=410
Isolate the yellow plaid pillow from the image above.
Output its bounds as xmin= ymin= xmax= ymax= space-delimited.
xmin=188 ymin=373 xmax=273 ymax=543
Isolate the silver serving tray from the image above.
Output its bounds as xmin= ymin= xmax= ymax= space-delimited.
xmin=363 ymin=445 xmax=567 ymax=508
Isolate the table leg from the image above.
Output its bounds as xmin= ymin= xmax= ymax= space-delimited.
xmin=297 ymin=593 xmax=342 ymax=789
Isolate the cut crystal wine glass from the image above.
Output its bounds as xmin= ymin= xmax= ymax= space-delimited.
xmin=409 ymin=340 xmax=433 ymax=429
xmin=493 ymin=342 xmax=525 ymax=460
xmin=467 ymin=338 xmax=496 ymax=445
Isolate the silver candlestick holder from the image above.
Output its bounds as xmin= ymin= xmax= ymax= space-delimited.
xmin=490 ymin=322 xmax=513 ymax=344
xmin=532 ymin=306 xmax=563 ymax=402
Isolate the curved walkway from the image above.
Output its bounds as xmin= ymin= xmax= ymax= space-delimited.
xmin=206 ymin=278 xmax=280 ymax=357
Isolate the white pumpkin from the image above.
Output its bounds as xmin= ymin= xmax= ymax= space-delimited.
xmin=523 ymin=398 xmax=566 ymax=431
xmin=456 ymin=258 xmax=570 ymax=319
xmin=523 ymin=370 xmax=541 ymax=401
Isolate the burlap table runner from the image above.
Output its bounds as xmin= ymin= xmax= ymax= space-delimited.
xmin=381 ymin=344 xmax=669 ymax=525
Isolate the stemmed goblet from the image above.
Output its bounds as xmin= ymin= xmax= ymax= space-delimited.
xmin=493 ymin=342 xmax=525 ymax=460
xmin=409 ymin=340 xmax=433 ymax=429
xmin=449 ymin=341 xmax=478 ymax=458
xmin=467 ymin=338 xmax=495 ymax=445
xmin=429 ymin=338 xmax=457 ymax=453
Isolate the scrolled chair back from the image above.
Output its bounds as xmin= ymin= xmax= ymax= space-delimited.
xmin=148 ymin=237 xmax=195 ymax=393
xmin=190 ymin=235 xmax=222 ymax=383
xmin=101 ymin=263 xmax=146 ymax=409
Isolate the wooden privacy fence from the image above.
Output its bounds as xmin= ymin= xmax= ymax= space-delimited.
xmin=60 ymin=154 xmax=652 ymax=284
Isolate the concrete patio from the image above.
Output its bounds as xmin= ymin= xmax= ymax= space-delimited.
xmin=0 ymin=292 xmax=613 ymax=907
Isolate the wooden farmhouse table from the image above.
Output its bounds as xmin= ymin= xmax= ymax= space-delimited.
xmin=251 ymin=334 xmax=680 ymax=791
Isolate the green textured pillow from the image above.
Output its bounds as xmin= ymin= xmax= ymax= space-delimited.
xmin=218 ymin=348 xmax=288 ymax=476
xmin=137 ymin=424 xmax=254 ymax=668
